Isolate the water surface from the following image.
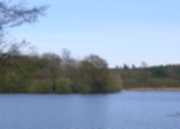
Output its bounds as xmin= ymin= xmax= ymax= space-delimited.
xmin=0 ymin=91 xmax=180 ymax=129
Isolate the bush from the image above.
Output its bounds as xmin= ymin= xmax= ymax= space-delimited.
xmin=28 ymin=80 xmax=52 ymax=93
xmin=55 ymin=78 xmax=73 ymax=94
xmin=71 ymin=83 xmax=91 ymax=94
xmin=105 ymin=78 xmax=123 ymax=93
xmin=0 ymin=72 xmax=29 ymax=93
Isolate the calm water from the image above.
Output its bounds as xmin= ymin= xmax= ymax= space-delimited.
xmin=0 ymin=91 xmax=180 ymax=129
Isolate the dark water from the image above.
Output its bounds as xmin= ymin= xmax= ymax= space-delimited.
xmin=0 ymin=91 xmax=180 ymax=129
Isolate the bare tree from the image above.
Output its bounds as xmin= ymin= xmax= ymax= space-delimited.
xmin=141 ymin=61 xmax=148 ymax=68
xmin=0 ymin=0 xmax=47 ymax=30
xmin=0 ymin=0 xmax=47 ymax=64
xmin=42 ymin=53 xmax=62 ymax=92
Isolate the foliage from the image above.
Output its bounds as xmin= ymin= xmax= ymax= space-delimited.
xmin=55 ymin=78 xmax=73 ymax=94
xmin=0 ymin=52 xmax=123 ymax=94
xmin=113 ymin=64 xmax=180 ymax=89
xmin=28 ymin=80 xmax=52 ymax=93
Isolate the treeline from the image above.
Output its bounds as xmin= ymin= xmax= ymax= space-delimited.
xmin=1 ymin=48 xmax=180 ymax=94
xmin=112 ymin=64 xmax=180 ymax=89
xmin=0 ymin=49 xmax=122 ymax=94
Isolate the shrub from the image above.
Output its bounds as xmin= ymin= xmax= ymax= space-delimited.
xmin=55 ymin=78 xmax=73 ymax=94
xmin=28 ymin=80 xmax=52 ymax=93
xmin=71 ymin=83 xmax=91 ymax=94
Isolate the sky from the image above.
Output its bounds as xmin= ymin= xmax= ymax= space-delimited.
xmin=10 ymin=0 xmax=180 ymax=67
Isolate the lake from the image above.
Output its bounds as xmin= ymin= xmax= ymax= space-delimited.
xmin=0 ymin=91 xmax=180 ymax=129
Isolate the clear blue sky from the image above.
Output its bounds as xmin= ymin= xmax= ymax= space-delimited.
xmin=11 ymin=0 xmax=180 ymax=67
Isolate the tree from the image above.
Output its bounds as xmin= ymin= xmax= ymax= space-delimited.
xmin=141 ymin=61 xmax=148 ymax=68
xmin=84 ymin=54 xmax=108 ymax=69
xmin=0 ymin=0 xmax=46 ymax=30
xmin=61 ymin=48 xmax=71 ymax=62
xmin=61 ymin=49 xmax=79 ymax=80
xmin=0 ymin=0 xmax=47 ymax=92
xmin=41 ymin=53 xmax=62 ymax=92
xmin=79 ymin=55 xmax=114 ymax=93
xmin=0 ymin=0 xmax=47 ymax=63
xmin=131 ymin=64 xmax=136 ymax=70
xmin=123 ymin=64 xmax=129 ymax=70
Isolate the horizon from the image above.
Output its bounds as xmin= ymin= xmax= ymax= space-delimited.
xmin=10 ymin=0 xmax=180 ymax=67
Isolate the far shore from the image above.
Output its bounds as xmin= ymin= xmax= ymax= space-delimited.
xmin=125 ymin=87 xmax=180 ymax=91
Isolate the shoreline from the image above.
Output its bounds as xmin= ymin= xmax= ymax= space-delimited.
xmin=0 ymin=87 xmax=180 ymax=95
xmin=125 ymin=87 xmax=180 ymax=92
